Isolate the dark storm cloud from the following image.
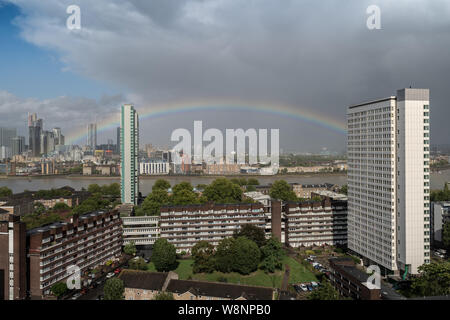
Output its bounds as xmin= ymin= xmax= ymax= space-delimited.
xmin=3 ymin=0 xmax=450 ymax=151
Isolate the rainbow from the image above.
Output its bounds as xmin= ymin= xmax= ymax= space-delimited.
xmin=65 ymin=99 xmax=346 ymax=144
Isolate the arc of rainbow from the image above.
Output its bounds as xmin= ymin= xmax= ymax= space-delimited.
xmin=65 ymin=100 xmax=346 ymax=144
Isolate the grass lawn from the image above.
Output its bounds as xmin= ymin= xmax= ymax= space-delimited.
xmin=146 ymin=255 xmax=316 ymax=288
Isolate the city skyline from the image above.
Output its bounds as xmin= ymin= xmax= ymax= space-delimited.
xmin=1 ymin=1 xmax=450 ymax=153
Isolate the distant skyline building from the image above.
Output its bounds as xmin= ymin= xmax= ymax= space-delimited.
xmin=347 ymin=88 xmax=430 ymax=276
xmin=52 ymin=127 xmax=64 ymax=146
xmin=0 ymin=127 xmax=17 ymax=149
xmin=87 ymin=123 xmax=97 ymax=150
xmin=120 ymin=104 xmax=139 ymax=205
xmin=28 ymin=113 xmax=43 ymax=157
xmin=11 ymin=136 xmax=25 ymax=156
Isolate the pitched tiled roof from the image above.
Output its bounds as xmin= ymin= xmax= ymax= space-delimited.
xmin=119 ymin=270 xmax=169 ymax=291
xmin=166 ymin=279 xmax=273 ymax=300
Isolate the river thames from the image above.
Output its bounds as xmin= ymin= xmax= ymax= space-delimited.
xmin=1 ymin=169 xmax=449 ymax=195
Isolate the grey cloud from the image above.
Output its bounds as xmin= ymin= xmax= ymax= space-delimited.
xmin=3 ymin=0 xmax=450 ymax=150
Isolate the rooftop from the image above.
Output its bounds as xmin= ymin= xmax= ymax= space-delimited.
xmin=166 ymin=279 xmax=274 ymax=300
xmin=119 ymin=270 xmax=169 ymax=291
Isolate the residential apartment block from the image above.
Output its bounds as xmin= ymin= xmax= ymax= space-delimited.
xmin=284 ymin=191 xmax=348 ymax=247
xmin=328 ymin=258 xmax=381 ymax=300
xmin=27 ymin=210 xmax=122 ymax=299
xmin=0 ymin=213 xmax=27 ymax=300
xmin=122 ymin=215 xmax=160 ymax=246
xmin=120 ymin=104 xmax=139 ymax=205
xmin=159 ymin=203 xmax=267 ymax=252
xmin=347 ymin=88 xmax=430 ymax=275
xmin=431 ymin=202 xmax=450 ymax=245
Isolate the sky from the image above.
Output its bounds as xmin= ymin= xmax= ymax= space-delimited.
xmin=0 ymin=0 xmax=449 ymax=153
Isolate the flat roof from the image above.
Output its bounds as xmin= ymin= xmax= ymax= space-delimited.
xmin=349 ymin=96 xmax=396 ymax=109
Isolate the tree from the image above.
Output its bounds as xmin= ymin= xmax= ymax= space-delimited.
xmin=247 ymin=178 xmax=260 ymax=186
xmin=234 ymin=224 xmax=266 ymax=248
xmin=307 ymin=281 xmax=340 ymax=300
xmin=153 ymin=179 xmax=171 ymax=191
xmin=231 ymin=237 xmax=261 ymax=275
xmin=53 ymin=202 xmax=70 ymax=212
xmin=153 ymin=292 xmax=174 ymax=300
xmin=269 ymin=180 xmax=297 ymax=201
xmin=215 ymin=237 xmax=236 ymax=273
xmin=259 ymin=237 xmax=284 ymax=273
xmin=169 ymin=182 xmax=199 ymax=205
xmin=191 ymin=241 xmax=216 ymax=273
xmin=443 ymin=221 xmax=450 ymax=250
xmin=203 ymin=178 xmax=243 ymax=203
xmin=339 ymin=184 xmax=348 ymax=195
xmin=152 ymin=238 xmax=178 ymax=272
xmin=51 ymin=282 xmax=68 ymax=298
xmin=142 ymin=189 xmax=170 ymax=216
xmin=124 ymin=242 xmax=137 ymax=256
xmin=129 ymin=257 xmax=148 ymax=270
xmin=33 ymin=202 xmax=46 ymax=215
xmin=411 ymin=262 xmax=450 ymax=296
xmin=104 ymin=278 xmax=124 ymax=300
xmin=0 ymin=186 xmax=12 ymax=197
xmin=88 ymin=184 xmax=102 ymax=194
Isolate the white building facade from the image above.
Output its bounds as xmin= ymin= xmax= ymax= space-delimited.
xmin=120 ymin=104 xmax=139 ymax=205
xmin=347 ymin=88 xmax=430 ymax=276
xmin=140 ymin=162 xmax=170 ymax=175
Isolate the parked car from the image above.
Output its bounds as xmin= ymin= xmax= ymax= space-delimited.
xmin=293 ymin=285 xmax=302 ymax=293
xmin=114 ymin=268 xmax=122 ymax=274
xmin=106 ymin=272 xmax=115 ymax=279
xmin=311 ymin=281 xmax=319 ymax=288
xmin=300 ymin=284 xmax=308 ymax=292
xmin=306 ymin=284 xmax=313 ymax=291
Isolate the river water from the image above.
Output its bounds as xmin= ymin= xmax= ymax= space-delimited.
xmin=1 ymin=170 xmax=449 ymax=195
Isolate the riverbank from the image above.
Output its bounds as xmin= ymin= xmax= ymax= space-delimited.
xmin=0 ymin=171 xmax=347 ymax=180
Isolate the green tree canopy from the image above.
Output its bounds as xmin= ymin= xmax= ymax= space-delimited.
xmin=231 ymin=237 xmax=261 ymax=275
xmin=234 ymin=224 xmax=266 ymax=248
xmin=247 ymin=178 xmax=260 ymax=186
xmin=88 ymin=184 xmax=102 ymax=194
xmin=124 ymin=242 xmax=137 ymax=255
xmin=203 ymin=178 xmax=243 ymax=203
xmin=142 ymin=189 xmax=170 ymax=216
xmin=152 ymin=238 xmax=178 ymax=272
xmin=50 ymin=282 xmax=68 ymax=298
xmin=411 ymin=262 xmax=450 ymax=296
xmin=0 ymin=186 xmax=12 ymax=197
xmin=191 ymin=241 xmax=216 ymax=274
xmin=104 ymin=278 xmax=124 ymax=300
xmin=443 ymin=221 xmax=450 ymax=250
xmin=171 ymin=182 xmax=199 ymax=205
xmin=153 ymin=179 xmax=171 ymax=191
xmin=307 ymin=281 xmax=340 ymax=300
xmin=269 ymin=180 xmax=297 ymax=201
xmin=259 ymin=236 xmax=284 ymax=273
xmin=215 ymin=237 xmax=236 ymax=273
xmin=128 ymin=257 xmax=148 ymax=270
xmin=53 ymin=202 xmax=70 ymax=212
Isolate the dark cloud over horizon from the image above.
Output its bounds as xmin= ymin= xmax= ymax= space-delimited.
xmin=1 ymin=0 xmax=449 ymax=151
